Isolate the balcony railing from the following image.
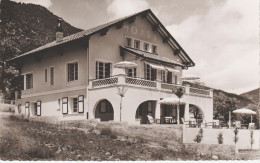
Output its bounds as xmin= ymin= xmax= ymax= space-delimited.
xmin=125 ymin=77 xmax=156 ymax=88
xmin=92 ymin=77 xmax=118 ymax=87
xmin=89 ymin=74 xmax=213 ymax=98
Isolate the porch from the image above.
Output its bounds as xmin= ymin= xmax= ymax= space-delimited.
xmin=88 ymin=74 xmax=213 ymax=124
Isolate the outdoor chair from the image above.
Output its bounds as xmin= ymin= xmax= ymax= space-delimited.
xmin=189 ymin=119 xmax=197 ymax=128
xmin=235 ymin=121 xmax=241 ymax=128
xmin=248 ymin=123 xmax=255 ymax=129
xmin=213 ymin=120 xmax=220 ymax=128
xmin=181 ymin=118 xmax=190 ymax=127
xmin=147 ymin=115 xmax=155 ymax=124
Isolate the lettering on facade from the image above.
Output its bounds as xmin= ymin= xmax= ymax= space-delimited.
xmin=124 ymin=24 xmax=157 ymax=41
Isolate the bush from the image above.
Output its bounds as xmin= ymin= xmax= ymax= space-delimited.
xmin=151 ymin=151 xmax=164 ymax=160
xmin=25 ymin=145 xmax=55 ymax=159
xmin=194 ymin=128 xmax=203 ymax=143
xmin=233 ymin=128 xmax=239 ymax=144
xmin=250 ymin=130 xmax=254 ymax=149
xmin=217 ymin=132 xmax=223 ymax=144
xmin=161 ymin=142 xmax=168 ymax=148
xmin=100 ymin=127 xmax=112 ymax=136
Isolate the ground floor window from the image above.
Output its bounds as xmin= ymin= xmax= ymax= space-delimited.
xmin=36 ymin=101 xmax=41 ymax=116
xmin=73 ymin=98 xmax=78 ymax=112
xmin=62 ymin=97 xmax=68 ymax=114
xmin=78 ymin=95 xmax=84 ymax=113
xmin=25 ymin=102 xmax=29 ymax=115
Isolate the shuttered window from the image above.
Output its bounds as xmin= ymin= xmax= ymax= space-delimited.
xmin=127 ymin=68 xmax=136 ymax=77
xmin=25 ymin=102 xmax=30 ymax=116
xmin=145 ymin=64 xmax=156 ymax=81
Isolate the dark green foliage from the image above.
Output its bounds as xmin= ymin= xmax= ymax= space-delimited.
xmin=0 ymin=0 xmax=81 ymax=99
xmin=217 ymin=132 xmax=223 ymax=144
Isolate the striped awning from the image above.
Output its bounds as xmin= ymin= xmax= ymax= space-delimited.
xmin=158 ymin=96 xmax=186 ymax=105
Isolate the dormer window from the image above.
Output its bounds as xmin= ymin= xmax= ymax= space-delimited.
xmin=143 ymin=42 xmax=149 ymax=52
xmin=125 ymin=37 xmax=132 ymax=47
xmin=152 ymin=45 xmax=157 ymax=54
xmin=134 ymin=40 xmax=140 ymax=49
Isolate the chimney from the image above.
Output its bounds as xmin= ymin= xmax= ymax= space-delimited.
xmin=56 ymin=18 xmax=63 ymax=42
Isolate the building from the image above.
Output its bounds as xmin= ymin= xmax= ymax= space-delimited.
xmin=8 ymin=9 xmax=213 ymax=124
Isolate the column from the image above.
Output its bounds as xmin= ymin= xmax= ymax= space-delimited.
xmin=184 ymin=103 xmax=190 ymax=121
xmin=177 ymin=104 xmax=180 ymax=124
xmin=155 ymin=102 xmax=161 ymax=119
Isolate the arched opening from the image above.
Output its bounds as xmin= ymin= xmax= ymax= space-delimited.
xmin=135 ymin=100 xmax=156 ymax=124
xmin=189 ymin=104 xmax=204 ymax=124
xmin=160 ymin=104 xmax=185 ymax=124
xmin=95 ymin=99 xmax=114 ymax=121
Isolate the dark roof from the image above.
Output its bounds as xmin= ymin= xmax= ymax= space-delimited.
xmin=8 ymin=9 xmax=195 ymax=67
xmin=121 ymin=46 xmax=183 ymax=67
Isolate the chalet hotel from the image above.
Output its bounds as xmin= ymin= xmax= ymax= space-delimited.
xmin=8 ymin=9 xmax=213 ymax=124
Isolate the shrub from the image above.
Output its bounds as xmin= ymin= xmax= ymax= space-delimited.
xmin=250 ymin=130 xmax=254 ymax=149
xmin=151 ymin=151 xmax=164 ymax=160
xmin=100 ymin=127 xmax=112 ymax=136
xmin=194 ymin=128 xmax=203 ymax=143
xmin=25 ymin=145 xmax=55 ymax=159
xmin=217 ymin=132 xmax=224 ymax=144
xmin=233 ymin=128 xmax=239 ymax=144
xmin=161 ymin=142 xmax=168 ymax=148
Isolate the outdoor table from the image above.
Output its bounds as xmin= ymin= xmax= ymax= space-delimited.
xmin=164 ymin=116 xmax=174 ymax=124
xmin=241 ymin=124 xmax=248 ymax=129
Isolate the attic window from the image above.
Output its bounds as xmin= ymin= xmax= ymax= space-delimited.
xmin=134 ymin=40 xmax=140 ymax=50
xmin=152 ymin=45 xmax=157 ymax=54
xmin=143 ymin=42 xmax=149 ymax=52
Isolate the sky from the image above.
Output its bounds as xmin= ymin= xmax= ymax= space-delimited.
xmin=12 ymin=0 xmax=259 ymax=94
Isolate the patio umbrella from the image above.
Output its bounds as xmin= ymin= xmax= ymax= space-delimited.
xmin=181 ymin=74 xmax=200 ymax=80
xmin=158 ymin=96 xmax=186 ymax=105
xmin=114 ymin=61 xmax=137 ymax=68
xmin=233 ymin=108 xmax=256 ymax=123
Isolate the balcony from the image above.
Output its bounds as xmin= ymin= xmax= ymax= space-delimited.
xmin=89 ymin=74 xmax=213 ymax=98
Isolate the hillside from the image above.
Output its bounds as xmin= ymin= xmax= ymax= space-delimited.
xmin=0 ymin=0 xmax=82 ymax=99
xmin=0 ymin=0 xmax=82 ymax=60
xmin=240 ymin=88 xmax=259 ymax=104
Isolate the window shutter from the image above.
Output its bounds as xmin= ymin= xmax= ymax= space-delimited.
xmin=25 ymin=102 xmax=30 ymax=116
xmin=78 ymin=95 xmax=84 ymax=113
xmin=36 ymin=101 xmax=41 ymax=116
xmin=62 ymin=97 xmax=68 ymax=114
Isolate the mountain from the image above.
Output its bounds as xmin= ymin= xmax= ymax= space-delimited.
xmin=240 ymin=88 xmax=259 ymax=104
xmin=0 ymin=0 xmax=82 ymax=99
xmin=0 ymin=0 xmax=82 ymax=60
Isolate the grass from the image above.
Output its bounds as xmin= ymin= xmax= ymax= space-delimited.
xmin=1 ymin=115 xmax=256 ymax=160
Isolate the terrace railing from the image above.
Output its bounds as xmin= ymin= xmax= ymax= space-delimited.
xmin=92 ymin=77 xmax=118 ymax=87
xmin=125 ymin=77 xmax=156 ymax=88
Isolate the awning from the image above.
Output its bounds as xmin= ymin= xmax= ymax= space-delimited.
xmin=158 ymin=96 xmax=186 ymax=105
xmin=146 ymin=62 xmax=165 ymax=70
xmin=114 ymin=61 xmax=137 ymax=68
xmin=165 ymin=66 xmax=180 ymax=73
xmin=233 ymin=108 xmax=256 ymax=115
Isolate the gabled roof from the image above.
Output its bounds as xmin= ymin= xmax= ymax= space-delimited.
xmin=8 ymin=9 xmax=195 ymax=67
xmin=121 ymin=46 xmax=183 ymax=67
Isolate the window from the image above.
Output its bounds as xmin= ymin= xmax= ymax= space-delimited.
xmin=78 ymin=95 xmax=84 ymax=113
xmin=125 ymin=37 xmax=132 ymax=47
xmin=26 ymin=73 xmax=33 ymax=89
xmin=167 ymin=72 xmax=172 ymax=84
xmin=62 ymin=97 xmax=68 ymax=114
xmin=152 ymin=45 xmax=157 ymax=54
xmin=127 ymin=68 xmax=136 ymax=77
xmin=143 ymin=42 xmax=149 ymax=52
xmin=50 ymin=67 xmax=54 ymax=85
xmin=44 ymin=68 xmax=47 ymax=82
xmin=68 ymin=62 xmax=78 ymax=82
xmin=161 ymin=70 xmax=166 ymax=83
xmin=73 ymin=98 xmax=78 ymax=113
xmin=145 ymin=64 xmax=157 ymax=81
xmin=134 ymin=40 xmax=140 ymax=49
xmin=96 ymin=61 xmax=111 ymax=79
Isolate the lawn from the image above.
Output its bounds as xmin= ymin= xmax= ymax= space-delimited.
xmin=0 ymin=114 xmax=257 ymax=161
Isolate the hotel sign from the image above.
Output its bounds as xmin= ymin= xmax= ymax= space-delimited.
xmin=124 ymin=24 xmax=157 ymax=41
